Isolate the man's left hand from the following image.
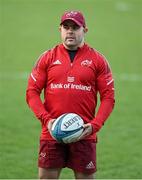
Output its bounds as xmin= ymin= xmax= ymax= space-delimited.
xmin=78 ymin=123 xmax=93 ymax=140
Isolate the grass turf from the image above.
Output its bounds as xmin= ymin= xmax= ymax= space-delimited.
xmin=0 ymin=0 xmax=142 ymax=178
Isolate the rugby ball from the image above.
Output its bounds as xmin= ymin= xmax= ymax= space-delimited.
xmin=51 ymin=113 xmax=84 ymax=143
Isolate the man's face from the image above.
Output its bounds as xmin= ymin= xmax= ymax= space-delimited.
xmin=60 ymin=20 xmax=87 ymax=50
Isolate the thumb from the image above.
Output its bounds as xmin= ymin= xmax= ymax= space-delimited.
xmin=47 ymin=119 xmax=56 ymax=130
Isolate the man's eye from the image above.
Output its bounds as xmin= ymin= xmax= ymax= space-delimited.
xmin=73 ymin=25 xmax=80 ymax=30
xmin=63 ymin=25 xmax=69 ymax=29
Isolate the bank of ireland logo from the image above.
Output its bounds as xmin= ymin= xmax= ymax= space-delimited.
xmin=81 ymin=59 xmax=92 ymax=67
xmin=67 ymin=76 xmax=75 ymax=82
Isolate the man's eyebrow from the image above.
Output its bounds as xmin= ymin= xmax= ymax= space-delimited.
xmin=63 ymin=24 xmax=79 ymax=27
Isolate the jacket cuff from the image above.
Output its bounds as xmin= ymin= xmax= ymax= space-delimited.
xmin=91 ymin=121 xmax=101 ymax=134
xmin=41 ymin=113 xmax=51 ymax=127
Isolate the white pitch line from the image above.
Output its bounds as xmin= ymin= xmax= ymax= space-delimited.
xmin=0 ymin=72 xmax=142 ymax=82
xmin=115 ymin=73 xmax=142 ymax=82
xmin=0 ymin=72 xmax=29 ymax=80
xmin=115 ymin=1 xmax=132 ymax=12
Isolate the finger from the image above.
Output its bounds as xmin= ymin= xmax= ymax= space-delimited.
xmin=47 ymin=119 xmax=56 ymax=130
xmin=83 ymin=124 xmax=93 ymax=134
xmin=78 ymin=126 xmax=93 ymax=140
xmin=83 ymin=124 xmax=90 ymax=128
xmin=78 ymin=130 xmax=89 ymax=140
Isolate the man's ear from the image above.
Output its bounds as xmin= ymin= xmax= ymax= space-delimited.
xmin=84 ymin=27 xmax=88 ymax=33
xmin=59 ymin=26 xmax=61 ymax=32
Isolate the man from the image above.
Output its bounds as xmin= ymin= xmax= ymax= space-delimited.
xmin=26 ymin=10 xmax=115 ymax=179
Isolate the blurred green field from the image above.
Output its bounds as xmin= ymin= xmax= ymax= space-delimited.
xmin=0 ymin=0 xmax=142 ymax=179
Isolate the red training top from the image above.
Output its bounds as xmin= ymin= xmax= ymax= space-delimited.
xmin=26 ymin=43 xmax=115 ymax=141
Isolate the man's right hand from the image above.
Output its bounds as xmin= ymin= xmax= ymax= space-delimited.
xmin=47 ymin=119 xmax=56 ymax=139
xmin=47 ymin=119 xmax=56 ymax=134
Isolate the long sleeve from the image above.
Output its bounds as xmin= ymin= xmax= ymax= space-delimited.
xmin=91 ymin=54 xmax=115 ymax=133
xmin=26 ymin=52 xmax=51 ymax=126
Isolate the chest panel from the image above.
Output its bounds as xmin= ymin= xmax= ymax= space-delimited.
xmin=46 ymin=58 xmax=97 ymax=87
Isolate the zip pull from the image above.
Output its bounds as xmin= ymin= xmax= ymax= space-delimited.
xmin=71 ymin=63 xmax=73 ymax=67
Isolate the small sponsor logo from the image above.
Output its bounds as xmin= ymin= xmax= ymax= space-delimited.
xmin=66 ymin=11 xmax=78 ymax=18
xmin=67 ymin=76 xmax=75 ymax=82
xmin=86 ymin=161 xmax=95 ymax=169
xmin=39 ymin=152 xmax=46 ymax=158
xmin=53 ymin=59 xmax=62 ymax=65
xmin=81 ymin=60 xmax=92 ymax=67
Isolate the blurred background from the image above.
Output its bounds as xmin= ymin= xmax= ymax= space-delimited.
xmin=0 ymin=0 xmax=142 ymax=178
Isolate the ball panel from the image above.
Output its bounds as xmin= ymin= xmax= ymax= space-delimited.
xmin=51 ymin=113 xmax=67 ymax=141
xmin=57 ymin=126 xmax=83 ymax=139
xmin=61 ymin=113 xmax=84 ymax=131
xmin=62 ymin=128 xmax=83 ymax=143
xmin=51 ymin=113 xmax=67 ymax=131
